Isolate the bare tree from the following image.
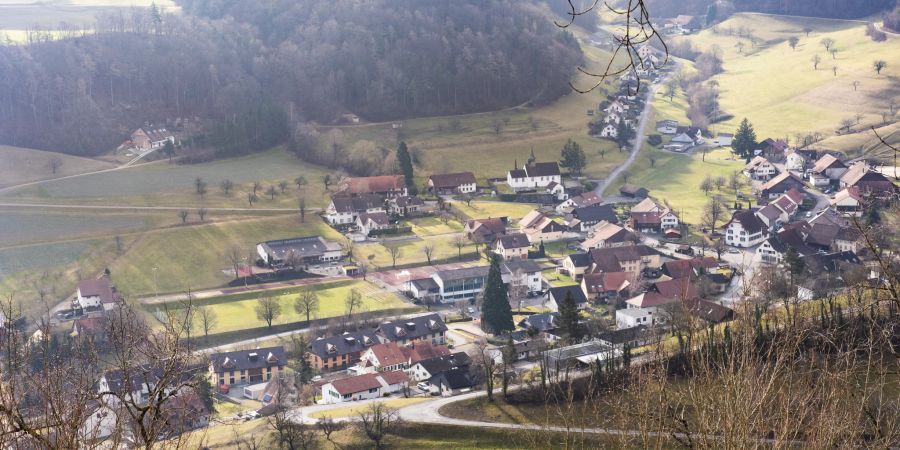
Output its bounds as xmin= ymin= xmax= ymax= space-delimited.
xmin=812 ymin=54 xmax=821 ymax=70
xmin=385 ymin=242 xmax=401 ymax=268
xmin=294 ymin=288 xmax=320 ymax=323
xmin=197 ymin=207 xmax=207 ymax=221
xmin=298 ymin=197 xmax=306 ymax=223
xmin=252 ymin=181 xmax=262 ymax=196
xmin=839 ymin=117 xmax=855 ymax=133
xmin=701 ymin=195 xmax=726 ymax=231
xmin=357 ymin=402 xmax=402 ymax=450
xmin=647 ymin=153 xmax=657 ymax=168
xmin=226 ymin=246 xmax=243 ymax=280
xmin=269 ymin=378 xmax=319 ymax=450
xmin=266 ymin=185 xmax=277 ymax=200
xmin=820 ymin=37 xmax=834 ymax=51
xmin=851 ymin=80 xmax=860 ymax=91
xmin=195 ymin=304 xmax=218 ymax=339
xmin=48 ymin=155 xmax=63 ymax=175
xmin=700 ymin=175 xmax=714 ymax=196
xmin=423 ymin=243 xmax=435 ymax=265
xmin=255 ymin=295 xmax=282 ymax=329
xmin=829 ymin=48 xmax=837 ymax=59
xmin=453 ymin=235 xmax=467 ymax=260
xmin=492 ymin=117 xmax=504 ymax=136
xmin=220 ymin=179 xmax=234 ymax=195
xmin=178 ymin=209 xmax=189 ymax=223
xmin=787 ymin=36 xmax=799 ymax=51
xmin=832 ymin=65 xmax=838 ymax=76
xmin=358 ymin=260 xmax=369 ymax=281
xmin=728 ymin=170 xmax=743 ymax=195
xmin=194 ymin=177 xmax=206 ymax=195
xmin=874 ymin=59 xmax=887 ymax=75
xmin=714 ymin=176 xmax=726 ymax=190
xmin=294 ymin=176 xmax=307 ymax=189
xmin=278 ymin=180 xmax=289 ymax=194
xmin=803 ymin=26 xmax=813 ymax=37
xmin=344 ymin=288 xmax=362 ymax=318
xmin=471 ymin=338 xmax=498 ymax=402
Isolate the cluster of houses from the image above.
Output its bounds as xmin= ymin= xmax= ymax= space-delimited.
xmin=309 ymin=313 xmax=478 ymax=402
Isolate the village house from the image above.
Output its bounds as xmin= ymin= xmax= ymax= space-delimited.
xmin=830 ymin=186 xmax=864 ymax=216
xmin=72 ymin=316 xmax=109 ymax=341
xmin=605 ymin=111 xmax=623 ymax=125
xmin=325 ymin=194 xmax=385 ymax=225
xmin=619 ymin=184 xmax=649 ymax=198
xmin=321 ymin=371 xmax=408 ymax=404
xmin=428 ymin=172 xmax=477 ymax=195
xmin=755 ymin=203 xmax=788 ymax=232
xmin=209 ymin=347 xmax=286 ymax=388
xmin=356 ymin=211 xmax=391 ymax=236
xmin=681 ymin=298 xmax=735 ymax=324
xmin=580 ymin=221 xmax=638 ymax=250
xmin=356 ymin=341 xmax=450 ymax=373
xmin=656 ymin=119 xmax=678 ymax=135
xmin=501 ymin=259 xmax=544 ymax=293
xmin=308 ymin=331 xmax=379 ymax=371
xmin=547 ymin=285 xmax=590 ymax=311
xmin=519 ymin=210 xmax=567 ymax=243
xmin=545 ymin=181 xmax=567 ymax=201
xmin=758 ymin=172 xmax=806 ymax=199
xmin=785 ymin=151 xmax=807 ymax=171
xmin=743 ymin=156 xmax=779 ymax=181
xmin=74 ymin=278 xmax=121 ymax=311
xmin=256 ymin=236 xmax=342 ymax=268
xmin=560 ymin=252 xmax=592 ymax=281
xmin=567 ymin=203 xmax=618 ymax=232
xmin=669 ymin=14 xmax=702 ymax=32
xmin=407 ymin=352 xmax=470 ymax=382
xmin=557 ymin=191 xmax=602 ymax=213
xmin=724 ymin=210 xmax=768 ymax=247
xmin=716 ymin=132 xmax=734 ymax=147
xmin=809 ymin=154 xmax=848 ymax=187
xmin=581 ymin=271 xmax=632 ymax=302
xmin=586 ymin=244 xmax=660 ymax=276
xmin=409 ymin=267 xmax=488 ymax=303
xmin=616 ymin=307 xmax=659 ymax=329
xmin=597 ymin=326 xmax=653 ymax=349
xmin=376 ymin=313 xmax=448 ymax=346
xmin=507 ymin=161 xmax=563 ymax=190
xmin=754 ymin=138 xmax=790 ymax=160
xmin=661 ymin=257 xmax=718 ymax=280
xmin=129 ymin=127 xmax=175 ymax=151
xmin=97 ymin=363 xmax=203 ymax=410
xmin=599 ymin=123 xmax=618 ymax=138
xmin=839 ymin=163 xmax=896 ymax=197
xmin=757 ymin=227 xmax=816 ymax=264
xmin=605 ymin=100 xmax=627 ymax=114
xmin=464 ymin=216 xmax=508 ymax=243
xmin=339 ymin=175 xmax=407 ymax=198
xmin=430 ymin=367 xmax=476 ymax=397
xmin=494 ymin=233 xmax=531 ymax=260
xmin=388 ymin=196 xmax=426 ymax=217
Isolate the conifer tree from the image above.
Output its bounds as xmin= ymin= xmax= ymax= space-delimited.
xmin=558 ymin=291 xmax=582 ymax=342
xmin=480 ymin=254 xmax=514 ymax=334
xmin=396 ymin=141 xmax=417 ymax=195
xmin=732 ymin=118 xmax=757 ymax=160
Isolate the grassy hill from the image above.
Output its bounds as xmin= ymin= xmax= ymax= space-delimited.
xmin=0 ymin=145 xmax=114 ymax=188
xmin=670 ymin=13 xmax=900 ymax=158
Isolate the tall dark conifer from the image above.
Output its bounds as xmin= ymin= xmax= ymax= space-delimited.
xmin=480 ymin=254 xmax=514 ymax=334
xmin=558 ymin=291 xmax=582 ymax=342
xmin=397 ymin=141 xmax=417 ymax=195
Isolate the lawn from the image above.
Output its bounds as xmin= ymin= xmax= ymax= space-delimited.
xmin=542 ymin=269 xmax=577 ymax=287
xmin=0 ymin=145 xmax=114 ymax=188
xmin=609 ymin=150 xmax=749 ymax=224
xmin=147 ymin=279 xmax=407 ymax=333
xmin=450 ymin=201 xmax=537 ymax=221
xmin=669 ymin=13 xmax=900 ymax=155
xmin=108 ymin=215 xmax=343 ymax=296
xmin=359 ymin=235 xmax=478 ymax=269
xmin=309 ymin=397 xmax=430 ymax=419
xmin=0 ymin=209 xmax=170 ymax=246
xmin=407 ymin=216 xmax=463 ymax=236
xmin=1 ymin=147 xmax=335 ymax=209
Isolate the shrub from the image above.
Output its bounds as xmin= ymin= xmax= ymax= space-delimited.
xmin=647 ymin=134 xmax=663 ymax=146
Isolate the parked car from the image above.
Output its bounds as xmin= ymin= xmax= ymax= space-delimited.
xmin=417 ymin=382 xmax=431 ymax=391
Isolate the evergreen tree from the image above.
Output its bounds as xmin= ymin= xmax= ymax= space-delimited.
xmin=559 ymin=138 xmax=587 ymax=175
xmin=615 ymin=120 xmax=633 ymax=150
xmin=480 ymin=254 xmax=514 ymax=334
xmin=194 ymin=375 xmax=216 ymax=414
xmin=396 ymin=141 xmax=417 ymax=195
xmin=784 ymin=247 xmax=805 ymax=277
xmin=706 ymin=3 xmax=718 ymax=26
xmin=731 ymin=118 xmax=757 ymax=160
xmin=558 ymin=291 xmax=582 ymax=342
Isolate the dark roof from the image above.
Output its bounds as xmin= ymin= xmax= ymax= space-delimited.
xmin=509 ymin=169 xmax=527 ymax=179
xmin=501 ymin=259 xmax=542 ymax=274
xmin=619 ymin=184 xmax=648 ymax=195
xmin=652 ymin=277 xmax=698 ymax=300
xmin=465 ymin=217 xmax=508 ymax=236
xmin=210 ymin=346 xmax=286 ymax=374
xmin=765 ymin=228 xmax=815 ymax=256
xmin=377 ymin=313 xmax=448 ymax=342
xmin=429 ymin=172 xmax=476 ymax=189
xmin=518 ymin=312 xmax=560 ymax=331
xmin=682 ymin=298 xmax=734 ymax=323
xmin=525 ymin=162 xmax=561 ymax=177
xmin=416 ymin=352 xmax=470 ymax=376
xmin=432 ymin=367 xmax=475 ymax=390
xmin=435 ymin=266 xmax=490 ymax=281
xmin=760 ymin=172 xmax=805 ymax=193
xmin=588 ymin=245 xmax=657 ymax=272
xmin=662 ymin=257 xmax=718 ymax=279
xmin=394 ymin=196 xmax=425 ymax=207
xmin=497 ymin=233 xmax=530 ymax=250
xmin=102 ymin=363 xmax=203 ymax=396
xmin=259 ymin=236 xmax=341 ymax=260
xmin=597 ymin=325 xmax=649 ymax=345
xmin=801 ymin=251 xmax=861 ymax=275
xmin=411 ymin=278 xmax=439 ymax=291
xmin=630 ymin=211 xmax=661 ymax=226
xmin=548 ymin=285 xmax=588 ymax=305
xmin=727 ymin=210 xmax=766 ymax=234
xmin=330 ymin=194 xmax=384 ymax=213
xmin=358 ymin=211 xmax=390 ymax=225
xmin=567 ymin=252 xmax=592 ymax=268
xmin=573 ymin=204 xmax=617 ymax=223
xmin=309 ymin=331 xmax=378 ymax=360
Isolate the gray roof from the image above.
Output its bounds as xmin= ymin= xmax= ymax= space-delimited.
xmin=573 ymin=204 xmax=617 ymax=223
xmin=548 ymin=285 xmax=588 ymax=305
xmin=258 ymin=236 xmax=341 ymax=260
xmin=377 ymin=313 xmax=448 ymax=342
xmin=210 ymin=346 xmax=287 ymax=374
xmin=435 ymin=266 xmax=490 ymax=281
xmin=567 ymin=252 xmax=592 ymax=268
xmin=518 ymin=312 xmax=559 ymax=331
xmin=411 ymin=278 xmax=439 ymax=291
xmin=330 ymin=194 xmax=384 ymax=213
xmin=431 ymin=367 xmax=475 ymax=390
xmin=525 ymin=162 xmax=561 ymax=177
xmin=498 ymin=233 xmax=530 ymax=250
xmin=308 ymin=331 xmax=378 ymax=359
xmin=501 ymin=259 xmax=542 ymax=274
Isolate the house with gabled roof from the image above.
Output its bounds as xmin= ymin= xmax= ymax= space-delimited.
xmin=580 ymin=222 xmax=637 ymax=250
xmin=587 ymin=244 xmax=660 ymax=276
xmin=547 ymin=285 xmax=589 ymax=311
xmin=755 ymin=203 xmax=788 ymax=231
xmin=507 ymin=158 xmax=562 ymax=190
xmin=256 ymin=236 xmax=342 ymax=267
xmin=581 ymin=271 xmax=632 ymax=301
xmin=758 ymin=172 xmax=806 ymax=199
xmin=494 ymin=233 xmax=531 ymax=260
xmin=357 ymin=341 xmax=451 ymax=373
xmin=661 ymin=257 xmax=718 ymax=280
xmin=811 ymin=154 xmax=848 ymax=181
xmin=321 ymin=370 xmax=408 ymax=404
xmin=568 ymin=203 xmax=618 ymax=232
xmin=464 ymin=217 xmax=508 ymax=243
xmin=757 ymin=227 xmax=816 ymax=264
xmin=75 ymin=278 xmax=121 ymax=311
xmin=308 ymin=331 xmax=379 ymax=371
xmin=785 ymin=151 xmax=807 ymax=171
xmin=428 ymin=172 xmax=477 ymax=195
xmin=556 ymin=191 xmax=602 ymax=213
xmin=209 ymin=346 xmax=286 ymax=388
xmin=376 ymin=313 xmax=448 ymax=345
xmin=754 ymin=138 xmax=789 ymax=160
xmin=325 ymin=194 xmax=385 ymax=225
xmin=130 ymin=127 xmax=175 ymax=151
xmin=356 ymin=211 xmax=391 ymax=236
xmin=830 ymin=186 xmax=864 ymax=216
xmin=744 ymin=156 xmax=779 ymax=181
xmin=619 ymin=184 xmax=649 ymax=198
xmin=519 ymin=210 xmax=567 ymax=243
xmin=339 ymin=175 xmax=407 ymax=198
xmin=839 ymin=163 xmax=896 ymax=197
xmin=724 ymin=210 xmax=767 ymax=247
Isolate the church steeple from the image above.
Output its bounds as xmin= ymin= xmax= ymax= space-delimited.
xmin=527 ymin=146 xmax=536 ymax=165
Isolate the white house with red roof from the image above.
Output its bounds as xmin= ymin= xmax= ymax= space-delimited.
xmin=830 ymin=186 xmax=865 ymax=216
xmin=75 ymin=278 xmax=120 ymax=311
xmin=320 ymin=370 xmax=409 ymax=404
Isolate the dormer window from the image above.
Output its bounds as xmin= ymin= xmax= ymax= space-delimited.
xmin=222 ymin=357 xmax=235 ymax=369
xmin=344 ymin=336 xmax=357 ymax=345
xmin=248 ymin=352 xmax=259 ymax=361
xmin=266 ymin=352 xmax=279 ymax=363
xmin=405 ymin=322 xmax=416 ymax=329
xmin=363 ymin=336 xmax=373 ymax=345
xmin=327 ymin=344 xmax=337 ymax=354
xmin=395 ymin=326 xmax=406 ymax=337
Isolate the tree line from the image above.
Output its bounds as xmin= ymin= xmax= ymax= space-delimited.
xmin=0 ymin=0 xmax=581 ymax=157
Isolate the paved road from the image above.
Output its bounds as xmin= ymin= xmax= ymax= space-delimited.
xmin=593 ymin=67 xmax=675 ymax=197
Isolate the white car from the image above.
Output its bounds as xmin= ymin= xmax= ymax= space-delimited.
xmin=417 ymin=382 xmax=431 ymax=391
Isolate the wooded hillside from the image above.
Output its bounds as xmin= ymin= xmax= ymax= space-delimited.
xmin=646 ymin=0 xmax=895 ymax=20
xmin=0 ymin=0 xmax=581 ymax=156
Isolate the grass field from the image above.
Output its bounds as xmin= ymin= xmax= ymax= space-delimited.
xmin=0 ymin=209 xmax=173 ymax=246
xmin=359 ymin=235 xmax=478 ymax=269
xmin=148 ymin=279 xmax=406 ymax=333
xmin=407 ymin=216 xmax=463 ymax=236
xmin=0 ymin=145 xmax=114 ymax=188
xmin=449 ymin=201 xmax=537 ymax=221
xmin=668 ymin=13 xmax=900 ymax=157
xmin=309 ymin=397 xmax=430 ymax=419
xmin=108 ymin=215 xmax=343 ymax=296
xmin=2 ymin=147 xmax=335 ymax=208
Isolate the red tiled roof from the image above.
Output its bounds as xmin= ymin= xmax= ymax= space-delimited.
xmin=662 ymin=257 xmax=717 ymax=279
xmin=379 ymin=370 xmax=409 ymax=386
xmin=342 ymin=176 xmax=405 ymax=195
xmin=329 ymin=373 xmax=383 ymax=395
xmin=652 ymin=277 xmax=698 ymax=300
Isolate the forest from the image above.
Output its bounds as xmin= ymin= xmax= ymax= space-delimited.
xmin=0 ymin=0 xmax=581 ymax=156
